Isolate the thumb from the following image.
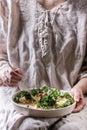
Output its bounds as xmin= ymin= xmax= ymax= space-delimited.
xmin=71 ymin=88 xmax=81 ymax=102
xmin=14 ymin=68 xmax=23 ymax=74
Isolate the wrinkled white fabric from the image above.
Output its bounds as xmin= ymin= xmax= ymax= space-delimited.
xmin=0 ymin=0 xmax=87 ymax=130
xmin=1 ymin=0 xmax=87 ymax=90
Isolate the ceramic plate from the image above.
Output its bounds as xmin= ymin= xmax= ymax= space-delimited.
xmin=12 ymin=87 xmax=76 ymax=117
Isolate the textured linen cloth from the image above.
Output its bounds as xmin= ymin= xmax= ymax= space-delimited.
xmin=0 ymin=0 xmax=87 ymax=130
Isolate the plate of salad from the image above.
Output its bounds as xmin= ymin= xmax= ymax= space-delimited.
xmin=12 ymin=86 xmax=76 ymax=117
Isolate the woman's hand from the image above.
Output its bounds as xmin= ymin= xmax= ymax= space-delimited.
xmin=4 ymin=68 xmax=23 ymax=87
xmin=71 ymin=86 xmax=86 ymax=112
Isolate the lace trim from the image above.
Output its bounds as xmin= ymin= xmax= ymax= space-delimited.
xmin=38 ymin=11 xmax=51 ymax=57
xmin=36 ymin=2 xmax=69 ymax=58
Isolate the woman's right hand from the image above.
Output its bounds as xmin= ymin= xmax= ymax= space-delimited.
xmin=4 ymin=68 xmax=23 ymax=87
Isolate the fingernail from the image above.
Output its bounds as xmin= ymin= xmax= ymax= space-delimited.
xmin=75 ymin=98 xmax=79 ymax=102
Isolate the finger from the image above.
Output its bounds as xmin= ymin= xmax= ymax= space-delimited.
xmin=10 ymin=74 xmax=23 ymax=80
xmin=8 ymin=72 xmax=22 ymax=85
xmin=9 ymin=77 xmax=22 ymax=85
xmin=14 ymin=68 xmax=23 ymax=75
xmin=10 ymin=72 xmax=23 ymax=79
xmin=10 ymin=71 xmax=22 ymax=77
xmin=71 ymin=89 xmax=81 ymax=102
xmin=10 ymin=78 xmax=21 ymax=84
xmin=10 ymin=67 xmax=23 ymax=76
xmin=73 ymin=98 xmax=85 ymax=112
xmin=74 ymin=93 xmax=81 ymax=102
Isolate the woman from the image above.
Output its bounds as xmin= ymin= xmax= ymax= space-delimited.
xmin=0 ymin=0 xmax=87 ymax=129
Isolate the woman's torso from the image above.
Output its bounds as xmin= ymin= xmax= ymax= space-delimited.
xmin=7 ymin=0 xmax=87 ymax=90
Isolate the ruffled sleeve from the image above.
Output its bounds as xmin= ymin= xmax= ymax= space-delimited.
xmin=0 ymin=0 xmax=8 ymax=60
xmin=0 ymin=0 xmax=11 ymax=85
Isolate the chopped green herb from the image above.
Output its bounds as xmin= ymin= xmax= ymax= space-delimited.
xmin=13 ymin=86 xmax=75 ymax=109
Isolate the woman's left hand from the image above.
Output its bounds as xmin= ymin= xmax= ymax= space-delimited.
xmin=71 ymin=86 xmax=86 ymax=112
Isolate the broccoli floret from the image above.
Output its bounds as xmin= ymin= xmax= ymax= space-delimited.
xmin=14 ymin=91 xmax=32 ymax=103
